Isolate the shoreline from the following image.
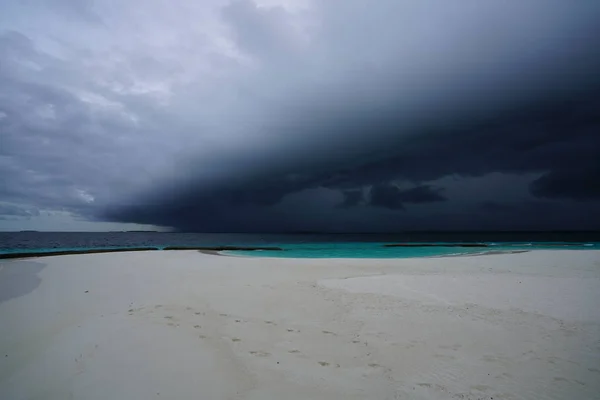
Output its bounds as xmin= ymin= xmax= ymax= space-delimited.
xmin=0 ymin=246 xmax=283 ymax=260
xmin=0 ymin=246 xmax=591 ymax=260
xmin=430 ymin=249 xmax=531 ymax=258
xmin=0 ymin=247 xmax=159 ymax=259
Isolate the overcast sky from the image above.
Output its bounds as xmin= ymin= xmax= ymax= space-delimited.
xmin=1 ymin=0 xmax=599 ymax=232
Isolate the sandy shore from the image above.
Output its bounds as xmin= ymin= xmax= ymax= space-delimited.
xmin=1 ymin=250 xmax=599 ymax=400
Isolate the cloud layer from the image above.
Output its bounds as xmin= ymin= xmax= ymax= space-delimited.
xmin=1 ymin=1 xmax=599 ymax=231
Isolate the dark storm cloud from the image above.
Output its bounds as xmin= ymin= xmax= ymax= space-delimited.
xmin=369 ymin=184 xmax=446 ymax=210
xmin=338 ymin=190 xmax=363 ymax=208
xmin=105 ymin=85 xmax=600 ymax=231
xmin=530 ymin=168 xmax=600 ymax=201
xmin=2 ymin=1 xmax=600 ymax=231
xmin=480 ymin=201 xmax=516 ymax=214
xmin=369 ymin=185 xmax=405 ymax=210
xmin=476 ymin=200 xmax=600 ymax=231
xmin=101 ymin=1 xmax=600 ymax=231
xmin=316 ymin=92 xmax=600 ymax=194
xmin=389 ymin=185 xmax=446 ymax=205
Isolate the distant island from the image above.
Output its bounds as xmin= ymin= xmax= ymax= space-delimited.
xmin=106 ymin=230 xmax=162 ymax=233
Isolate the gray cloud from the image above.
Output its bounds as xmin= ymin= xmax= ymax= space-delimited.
xmin=0 ymin=204 xmax=40 ymax=218
xmin=222 ymin=0 xmax=300 ymax=63
xmin=1 ymin=1 xmax=600 ymax=232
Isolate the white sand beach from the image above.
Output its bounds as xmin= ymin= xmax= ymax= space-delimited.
xmin=1 ymin=250 xmax=599 ymax=400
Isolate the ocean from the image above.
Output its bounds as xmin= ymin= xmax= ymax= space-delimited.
xmin=1 ymin=231 xmax=599 ymax=258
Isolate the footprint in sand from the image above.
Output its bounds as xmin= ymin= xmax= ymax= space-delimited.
xmin=322 ymin=330 xmax=337 ymax=336
xmin=249 ymin=351 xmax=270 ymax=357
xmin=482 ymin=354 xmax=506 ymax=363
xmin=193 ymin=325 xmax=201 ymax=329
xmin=418 ymin=383 xmax=447 ymax=392
xmin=288 ymin=349 xmax=301 ymax=354
xmin=231 ymin=338 xmax=241 ymax=342
xmin=318 ymin=361 xmax=330 ymax=366
xmin=470 ymin=384 xmax=490 ymax=392
xmin=265 ymin=321 xmax=276 ymax=325
xmin=439 ymin=344 xmax=462 ymax=351
xmin=127 ymin=307 xmax=144 ymax=315
xmin=434 ymin=354 xmax=456 ymax=360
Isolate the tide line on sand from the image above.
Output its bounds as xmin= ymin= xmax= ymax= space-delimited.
xmin=0 ymin=246 xmax=284 ymax=260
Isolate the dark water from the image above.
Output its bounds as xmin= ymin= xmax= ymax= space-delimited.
xmin=1 ymin=231 xmax=599 ymax=258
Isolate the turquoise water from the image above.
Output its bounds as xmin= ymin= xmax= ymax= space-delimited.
xmin=1 ymin=242 xmax=597 ymax=259
xmin=229 ymin=242 xmax=598 ymax=258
